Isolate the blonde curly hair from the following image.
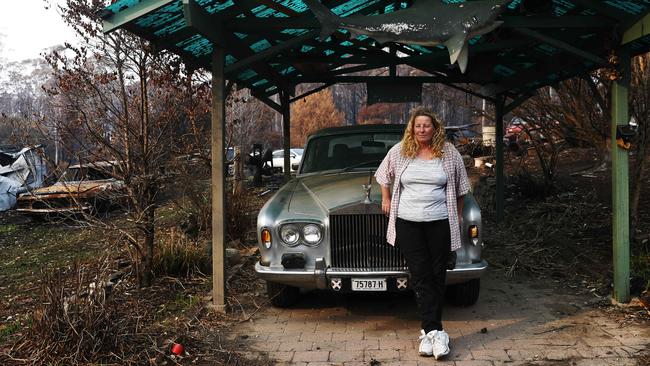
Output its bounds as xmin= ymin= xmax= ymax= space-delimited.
xmin=401 ymin=107 xmax=445 ymax=159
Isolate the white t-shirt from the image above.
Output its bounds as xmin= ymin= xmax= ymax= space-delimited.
xmin=397 ymin=157 xmax=448 ymax=222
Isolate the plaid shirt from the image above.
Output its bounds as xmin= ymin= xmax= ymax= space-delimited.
xmin=375 ymin=141 xmax=470 ymax=251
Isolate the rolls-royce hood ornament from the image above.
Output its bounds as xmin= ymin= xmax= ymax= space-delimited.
xmin=362 ymin=171 xmax=373 ymax=204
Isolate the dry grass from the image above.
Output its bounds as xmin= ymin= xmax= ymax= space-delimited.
xmin=4 ymin=259 xmax=152 ymax=365
xmin=153 ymin=228 xmax=210 ymax=277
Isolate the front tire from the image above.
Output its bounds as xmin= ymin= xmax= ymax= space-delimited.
xmin=446 ymin=279 xmax=480 ymax=306
xmin=266 ymin=281 xmax=300 ymax=308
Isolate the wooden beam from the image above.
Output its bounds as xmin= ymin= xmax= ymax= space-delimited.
xmin=512 ymin=28 xmax=607 ymax=65
xmin=210 ymin=48 xmax=227 ymax=312
xmin=292 ymin=76 xmax=451 ymax=83
xmin=182 ymin=0 xmax=225 ymax=47
xmin=494 ymin=95 xmax=506 ymax=224
xmin=328 ymin=64 xmax=388 ymax=76
xmin=622 ymin=11 xmax=650 ymax=45
xmin=281 ymin=92 xmax=291 ymax=182
xmin=182 ymin=0 xmax=293 ymax=95
xmin=224 ymin=30 xmax=319 ymax=75
xmin=102 ymin=0 xmax=175 ymax=33
xmin=501 ymin=15 xmax=614 ymax=28
xmin=290 ymin=83 xmax=333 ymax=103
xmin=611 ymin=51 xmax=631 ymax=304
xmin=225 ymin=17 xmax=320 ymax=31
xmin=570 ymin=0 xmax=632 ymax=22
xmin=503 ymin=93 xmax=532 ymax=114
xmin=439 ymin=83 xmax=497 ymax=103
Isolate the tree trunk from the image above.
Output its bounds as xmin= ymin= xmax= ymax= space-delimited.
xmin=141 ymin=203 xmax=155 ymax=287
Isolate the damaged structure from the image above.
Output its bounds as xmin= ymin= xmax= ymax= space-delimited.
xmin=0 ymin=146 xmax=47 ymax=211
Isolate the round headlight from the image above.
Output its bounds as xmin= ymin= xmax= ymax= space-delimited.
xmin=302 ymin=224 xmax=322 ymax=245
xmin=280 ymin=224 xmax=300 ymax=246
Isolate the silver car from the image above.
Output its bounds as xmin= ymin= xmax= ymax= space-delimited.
xmin=255 ymin=124 xmax=487 ymax=307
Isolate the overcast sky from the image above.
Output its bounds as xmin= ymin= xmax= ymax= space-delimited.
xmin=0 ymin=0 xmax=78 ymax=62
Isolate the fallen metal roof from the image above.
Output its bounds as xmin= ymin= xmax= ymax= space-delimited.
xmin=101 ymin=0 xmax=650 ymax=108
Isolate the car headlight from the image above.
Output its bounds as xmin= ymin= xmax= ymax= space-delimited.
xmin=302 ymin=224 xmax=322 ymax=245
xmin=279 ymin=224 xmax=300 ymax=246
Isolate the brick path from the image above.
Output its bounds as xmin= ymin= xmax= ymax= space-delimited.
xmin=232 ymin=272 xmax=649 ymax=365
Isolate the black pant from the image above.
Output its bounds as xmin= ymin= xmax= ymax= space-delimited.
xmin=396 ymin=217 xmax=451 ymax=333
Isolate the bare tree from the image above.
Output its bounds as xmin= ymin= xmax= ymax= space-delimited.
xmin=226 ymin=87 xmax=281 ymax=154
xmin=41 ymin=0 xmax=209 ymax=286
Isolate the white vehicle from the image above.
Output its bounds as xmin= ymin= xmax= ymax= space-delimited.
xmin=271 ymin=148 xmax=303 ymax=173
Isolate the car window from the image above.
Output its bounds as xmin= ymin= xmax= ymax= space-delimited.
xmin=272 ymin=151 xmax=283 ymax=158
xmin=300 ymin=132 xmax=402 ymax=174
xmin=86 ymin=167 xmax=113 ymax=180
xmin=59 ymin=166 xmax=114 ymax=182
xmin=59 ymin=167 xmax=82 ymax=182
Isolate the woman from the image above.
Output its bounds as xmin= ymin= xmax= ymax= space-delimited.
xmin=375 ymin=107 xmax=469 ymax=359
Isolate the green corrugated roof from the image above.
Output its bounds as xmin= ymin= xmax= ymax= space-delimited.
xmin=101 ymin=0 xmax=650 ymax=108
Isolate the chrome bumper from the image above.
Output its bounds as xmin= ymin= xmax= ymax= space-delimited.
xmin=254 ymin=260 xmax=488 ymax=290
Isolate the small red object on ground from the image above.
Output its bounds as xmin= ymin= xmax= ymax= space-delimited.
xmin=171 ymin=343 xmax=184 ymax=355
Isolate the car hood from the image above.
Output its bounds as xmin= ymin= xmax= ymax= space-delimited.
xmin=29 ymin=180 xmax=119 ymax=196
xmin=289 ymin=172 xmax=382 ymax=215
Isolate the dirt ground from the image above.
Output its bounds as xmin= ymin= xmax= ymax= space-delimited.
xmin=0 ymin=146 xmax=648 ymax=365
xmin=230 ymin=271 xmax=648 ymax=365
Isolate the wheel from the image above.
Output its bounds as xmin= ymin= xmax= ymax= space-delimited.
xmin=266 ymin=281 xmax=300 ymax=308
xmin=446 ymin=279 xmax=480 ymax=307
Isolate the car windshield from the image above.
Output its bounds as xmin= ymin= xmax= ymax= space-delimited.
xmin=59 ymin=166 xmax=114 ymax=182
xmin=300 ymin=132 xmax=402 ymax=174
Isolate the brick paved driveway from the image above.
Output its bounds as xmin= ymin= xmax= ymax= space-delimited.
xmin=232 ymin=272 xmax=649 ymax=365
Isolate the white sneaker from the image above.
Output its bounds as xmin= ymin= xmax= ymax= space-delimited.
xmin=418 ymin=329 xmax=434 ymax=357
xmin=432 ymin=329 xmax=450 ymax=360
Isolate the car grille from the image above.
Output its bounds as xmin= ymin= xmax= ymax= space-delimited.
xmin=329 ymin=214 xmax=407 ymax=270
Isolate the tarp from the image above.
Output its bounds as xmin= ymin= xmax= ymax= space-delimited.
xmin=0 ymin=176 xmax=21 ymax=211
xmin=0 ymin=146 xmax=47 ymax=211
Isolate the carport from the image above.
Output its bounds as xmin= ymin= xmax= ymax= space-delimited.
xmin=100 ymin=0 xmax=650 ymax=308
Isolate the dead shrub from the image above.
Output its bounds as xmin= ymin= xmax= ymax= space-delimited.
xmin=226 ymin=187 xmax=251 ymax=244
xmin=512 ymin=170 xmax=554 ymax=198
xmin=9 ymin=260 xmax=147 ymax=365
xmin=153 ymin=228 xmax=210 ymax=277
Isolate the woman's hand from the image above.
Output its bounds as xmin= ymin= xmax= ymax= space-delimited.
xmin=380 ymin=185 xmax=391 ymax=216
xmin=382 ymin=198 xmax=391 ymax=216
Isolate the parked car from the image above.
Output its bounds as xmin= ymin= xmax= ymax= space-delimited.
xmin=16 ymin=161 xmax=125 ymax=218
xmin=445 ymin=126 xmax=484 ymax=156
xmin=505 ymin=118 xmax=525 ymax=138
xmin=255 ymin=124 xmax=487 ymax=307
xmin=271 ymin=148 xmax=304 ymax=173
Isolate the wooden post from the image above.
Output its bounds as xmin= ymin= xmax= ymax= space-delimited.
xmin=211 ymin=48 xmax=227 ymax=312
xmin=281 ymin=92 xmax=291 ymax=182
xmin=495 ymin=95 xmax=505 ymax=224
xmin=611 ymin=51 xmax=631 ymax=304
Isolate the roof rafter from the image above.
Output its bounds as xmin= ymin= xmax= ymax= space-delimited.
xmin=623 ymin=11 xmax=650 ymax=44
xmin=102 ymin=0 xmax=175 ymax=33
xmin=182 ymin=0 xmax=293 ymax=95
xmin=571 ymin=0 xmax=632 ymax=23
xmin=512 ymin=28 xmax=607 ymax=65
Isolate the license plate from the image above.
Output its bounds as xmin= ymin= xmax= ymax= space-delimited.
xmin=351 ymin=278 xmax=387 ymax=291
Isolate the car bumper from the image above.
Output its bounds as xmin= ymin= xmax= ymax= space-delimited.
xmin=16 ymin=206 xmax=90 ymax=214
xmin=254 ymin=260 xmax=488 ymax=290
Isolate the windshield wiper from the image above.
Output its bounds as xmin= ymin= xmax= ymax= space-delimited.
xmin=342 ymin=160 xmax=383 ymax=172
